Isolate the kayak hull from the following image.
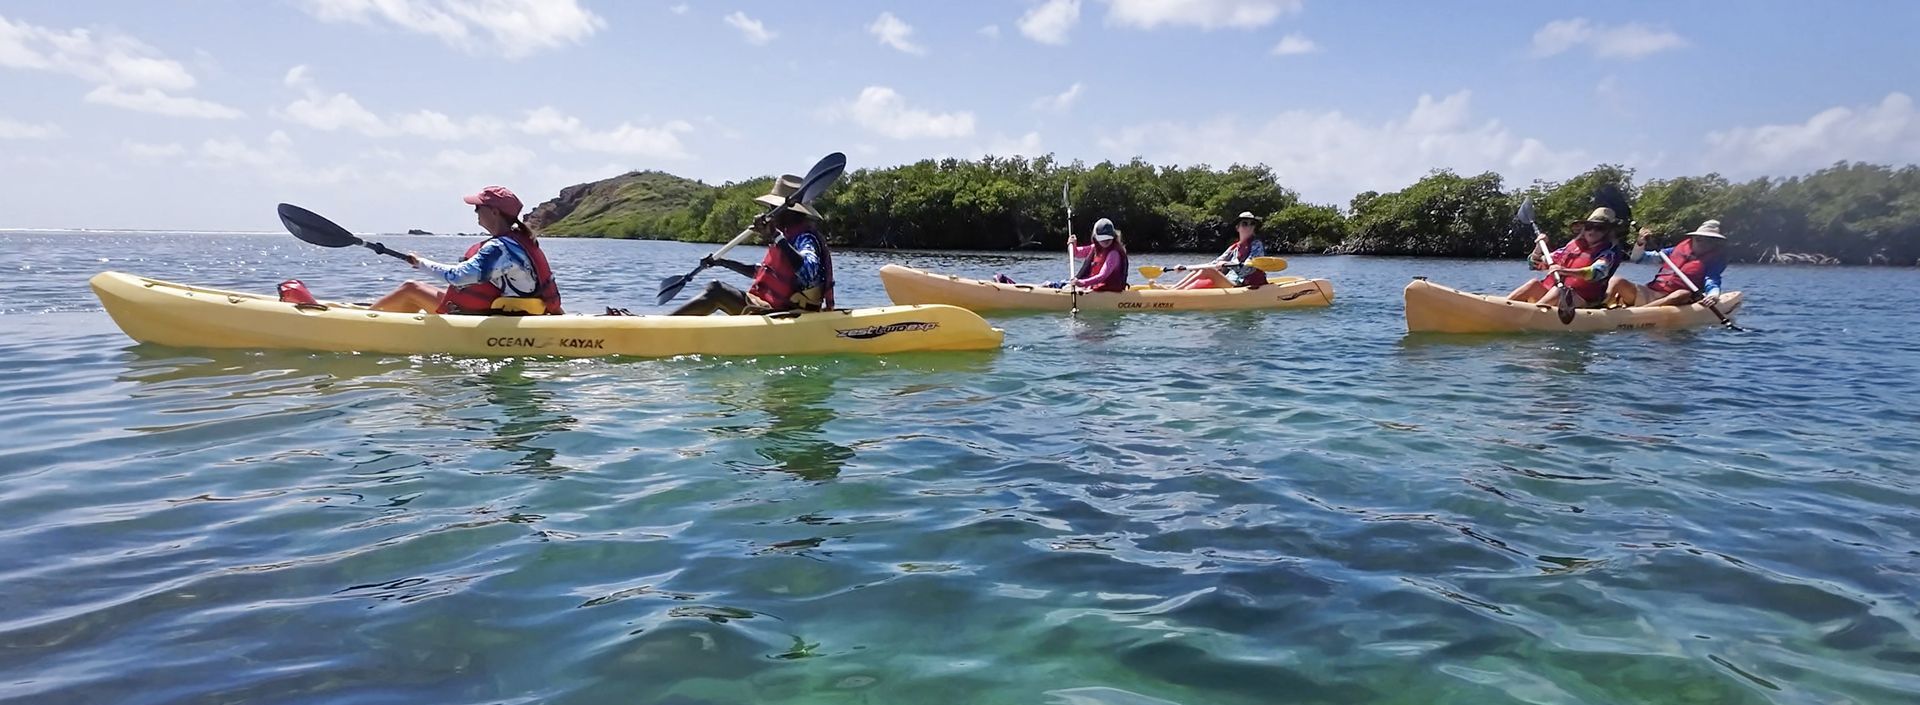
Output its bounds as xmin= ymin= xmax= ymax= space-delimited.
xmin=878 ymin=264 xmax=1334 ymax=312
xmin=90 ymin=271 xmax=1004 ymax=357
xmin=1403 ymin=279 xmax=1745 ymax=334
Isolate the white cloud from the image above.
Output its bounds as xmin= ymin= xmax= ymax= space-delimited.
xmin=193 ymin=130 xmax=359 ymax=185
xmin=1033 ymin=82 xmax=1084 ymax=112
xmin=1531 ymin=18 xmax=1686 ymax=60
xmin=517 ymin=106 xmax=692 ymax=159
xmin=277 ymin=71 xmax=508 ymax=141
xmin=0 ymin=116 xmax=60 ymax=139
xmin=869 ymin=12 xmax=926 ymax=55
xmin=1703 ymin=93 xmax=1920 ymax=176
xmin=84 ymin=86 xmax=245 ymax=119
xmin=723 ymin=11 xmax=775 ymax=45
xmin=0 ymin=14 xmax=243 ymax=119
xmin=669 ymin=4 xmax=689 ymax=15
xmin=1271 ymin=32 xmax=1317 ymax=56
xmin=1104 ymin=0 xmax=1301 ymax=30
xmin=985 ymin=131 xmax=1045 ymax=157
xmin=1096 ymin=91 xmax=1588 ymax=205
xmin=123 ymin=140 xmax=186 ymax=158
xmin=394 ymin=110 xmax=507 ymax=141
xmin=980 ymin=24 xmax=1001 ymax=39
xmin=282 ymin=89 xmax=388 ymax=135
xmin=1020 ymin=0 xmax=1081 ymax=45
xmin=298 ymin=0 xmax=604 ymax=58
xmin=827 ymin=86 xmax=976 ymax=140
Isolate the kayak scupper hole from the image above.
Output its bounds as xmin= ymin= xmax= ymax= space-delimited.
xmin=228 ymin=296 xmax=242 ymax=304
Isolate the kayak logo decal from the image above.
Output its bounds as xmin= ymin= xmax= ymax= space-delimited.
xmin=835 ymin=321 xmax=939 ymax=339
xmin=1277 ymin=289 xmax=1317 ymax=302
xmin=1119 ymin=302 xmax=1176 ymax=309
xmin=484 ymin=336 xmax=605 ymax=349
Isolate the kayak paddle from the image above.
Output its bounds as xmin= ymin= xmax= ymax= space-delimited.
xmin=1518 ymin=197 xmax=1577 ymax=325
xmin=656 ymin=152 xmax=847 ymax=306
xmin=277 ymin=203 xmax=411 ymax=263
xmin=1063 ymin=180 xmax=1078 ymax=315
xmin=1138 ymin=256 xmax=1288 ymax=281
xmin=1652 ymin=246 xmax=1747 ymax=331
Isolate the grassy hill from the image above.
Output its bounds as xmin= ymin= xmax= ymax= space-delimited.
xmin=528 ymin=170 xmax=716 ymax=239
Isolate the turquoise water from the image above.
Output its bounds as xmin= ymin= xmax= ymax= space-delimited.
xmin=3 ymin=231 xmax=1919 ymax=705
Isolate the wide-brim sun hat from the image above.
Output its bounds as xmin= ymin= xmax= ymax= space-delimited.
xmin=1688 ymin=219 xmax=1728 ymax=239
xmin=1235 ymin=211 xmax=1262 ymax=225
xmin=752 ymin=174 xmax=823 ymax=219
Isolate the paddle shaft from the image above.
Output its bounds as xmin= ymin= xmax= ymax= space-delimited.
xmin=1654 ymin=248 xmax=1741 ymax=329
xmin=1064 ymin=182 xmax=1077 ymax=313
xmin=360 ymin=238 xmax=411 ymax=262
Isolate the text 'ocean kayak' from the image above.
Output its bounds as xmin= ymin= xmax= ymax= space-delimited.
xmin=1403 ymin=279 xmax=1745 ymax=334
xmin=879 ymin=264 xmax=1334 ymax=313
xmin=90 ymin=272 xmax=1004 ymax=357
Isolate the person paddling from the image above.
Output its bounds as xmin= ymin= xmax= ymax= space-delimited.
xmin=1606 ymin=220 xmax=1730 ymax=308
xmin=372 ymin=186 xmax=563 ymax=315
xmin=671 ymin=175 xmax=834 ymax=316
xmin=1505 ymin=207 xmax=1625 ymax=308
xmin=1172 ymin=211 xmax=1269 ymax=290
xmin=991 ymin=217 xmax=1130 ymax=292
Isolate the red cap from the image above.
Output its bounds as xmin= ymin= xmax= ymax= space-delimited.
xmin=463 ymin=185 xmax=523 ymax=218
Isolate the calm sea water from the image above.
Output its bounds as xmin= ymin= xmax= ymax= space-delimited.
xmin=2 ymin=231 xmax=1918 ymax=705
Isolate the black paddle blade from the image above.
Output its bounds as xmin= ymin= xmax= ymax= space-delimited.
xmin=795 ymin=152 xmax=847 ymax=206
xmin=277 ymin=203 xmax=360 ymax=248
xmin=655 ymin=270 xmax=697 ymax=306
xmin=1557 ymin=287 xmax=1577 ymax=325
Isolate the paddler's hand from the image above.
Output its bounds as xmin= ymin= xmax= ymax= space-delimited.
xmin=1172 ymin=265 xmax=1187 ymax=272
xmin=1546 ymin=264 xmax=1568 ymax=276
xmin=699 ymin=254 xmax=716 ymax=268
xmin=1700 ymin=294 xmax=1720 ymax=308
xmin=405 ymin=253 xmax=420 ymax=267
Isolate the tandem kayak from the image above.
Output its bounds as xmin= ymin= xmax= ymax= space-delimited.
xmin=878 ymin=264 xmax=1334 ymax=313
xmin=1403 ymin=279 xmax=1745 ymax=334
xmin=90 ymin=271 xmax=1004 ymax=357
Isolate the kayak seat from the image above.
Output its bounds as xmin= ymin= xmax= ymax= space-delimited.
xmin=489 ymin=297 xmax=547 ymax=316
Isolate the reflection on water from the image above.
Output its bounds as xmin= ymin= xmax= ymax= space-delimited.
xmin=704 ymin=363 xmax=856 ymax=482
xmin=4 ymin=234 xmax=1920 ymax=704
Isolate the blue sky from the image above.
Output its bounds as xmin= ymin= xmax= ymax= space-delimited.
xmin=2 ymin=1 xmax=1916 ymax=232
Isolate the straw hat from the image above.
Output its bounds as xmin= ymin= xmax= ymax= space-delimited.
xmin=752 ymin=174 xmax=822 ymax=219
xmin=1235 ymin=211 xmax=1262 ymax=225
xmin=1569 ymin=207 xmax=1623 ymax=228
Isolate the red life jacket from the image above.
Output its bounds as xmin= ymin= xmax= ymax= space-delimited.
xmin=1649 ymin=238 xmax=1710 ymax=295
xmin=435 ymin=231 xmax=564 ymax=315
xmin=1080 ymin=244 xmax=1129 ymax=292
xmin=748 ymin=231 xmax=834 ymax=312
xmin=1547 ymin=236 xmax=1617 ymax=302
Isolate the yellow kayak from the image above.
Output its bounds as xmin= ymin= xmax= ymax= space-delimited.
xmin=1404 ymin=279 xmax=1745 ymax=334
xmin=90 ymin=271 xmax=1004 ymax=357
xmin=878 ymin=264 xmax=1334 ymax=312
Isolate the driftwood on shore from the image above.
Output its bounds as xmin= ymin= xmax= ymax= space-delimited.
xmin=1759 ymin=246 xmax=1841 ymax=265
